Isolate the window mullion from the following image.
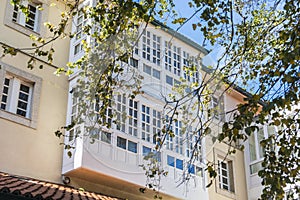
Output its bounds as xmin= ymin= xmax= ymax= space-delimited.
xmin=10 ymin=78 xmax=20 ymax=114
xmin=254 ymin=131 xmax=260 ymax=161
xmin=19 ymin=0 xmax=28 ymax=26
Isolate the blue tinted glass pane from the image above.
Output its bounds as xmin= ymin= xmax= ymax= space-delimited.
xmin=176 ymin=159 xmax=183 ymax=170
xmin=143 ymin=146 xmax=151 ymax=156
xmin=128 ymin=141 xmax=137 ymax=153
xmin=167 ymin=155 xmax=175 ymax=167
xmin=166 ymin=75 xmax=173 ymax=85
xmin=188 ymin=164 xmax=195 ymax=174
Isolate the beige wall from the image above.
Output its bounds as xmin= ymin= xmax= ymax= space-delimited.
xmin=206 ymin=92 xmax=248 ymax=200
xmin=0 ymin=0 xmax=70 ymax=183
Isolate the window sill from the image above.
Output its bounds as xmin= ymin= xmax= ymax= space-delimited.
xmin=0 ymin=109 xmax=37 ymax=129
xmin=4 ymin=21 xmax=40 ymax=37
xmin=216 ymin=187 xmax=236 ymax=199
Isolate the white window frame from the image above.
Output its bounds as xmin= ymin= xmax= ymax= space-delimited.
xmin=1 ymin=75 xmax=33 ymax=118
xmin=12 ymin=1 xmax=40 ymax=32
xmin=142 ymin=31 xmax=161 ymax=66
xmin=0 ymin=61 xmax=42 ymax=128
xmin=164 ymin=42 xmax=181 ymax=76
xmin=4 ymin=0 xmax=47 ymax=36
xmin=249 ymin=126 xmax=269 ymax=174
xmin=215 ymin=148 xmax=236 ymax=198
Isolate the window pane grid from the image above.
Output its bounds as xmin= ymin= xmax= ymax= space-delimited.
xmin=12 ymin=2 xmax=39 ymax=31
xmin=16 ymin=84 xmax=30 ymax=117
xmin=174 ymin=121 xmax=183 ymax=155
xmin=71 ymin=89 xmax=78 ymax=122
xmin=186 ymin=130 xmax=201 ymax=160
xmin=1 ymin=78 xmax=10 ymax=110
xmin=25 ymin=4 xmax=37 ymax=30
xmin=165 ymin=42 xmax=172 ymax=72
xmin=141 ymin=105 xmax=151 ymax=142
xmin=142 ymin=31 xmax=160 ymax=65
xmin=173 ymin=46 xmax=181 ymax=76
xmin=218 ymin=160 xmax=230 ymax=191
xmin=75 ymin=10 xmax=87 ymax=40
xmin=12 ymin=6 xmax=19 ymax=22
xmin=116 ymin=95 xmax=126 ymax=132
xmin=128 ymin=99 xmax=138 ymax=137
xmin=152 ymin=109 xmax=161 ymax=144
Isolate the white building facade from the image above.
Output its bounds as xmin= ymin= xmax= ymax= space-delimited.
xmin=62 ymin=1 xmax=210 ymax=199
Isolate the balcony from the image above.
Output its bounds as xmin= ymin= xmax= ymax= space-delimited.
xmin=62 ymin=124 xmax=208 ymax=200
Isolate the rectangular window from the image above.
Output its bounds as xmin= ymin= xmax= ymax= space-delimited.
xmin=140 ymin=106 xmax=161 ymax=144
xmin=143 ymin=146 xmax=151 ymax=156
xmin=1 ymin=76 xmax=32 ymax=118
xmin=152 ymin=109 xmax=161 ymax=144
xmin=167 ymin=155 xmax=175 ymax=167
xmin=152 ymin=68 xmax=160 ymax=79
xmin=173 ymin=46 xmax=181 ymax=76
xmin=141 ymin=104 xmax=151 ymax=142
xmin=174 ymin=121 xmax=183 ymax=155
xmin=128 ymin=140 xmax=137 ymax=153
xmin=183 ymin=51 xmax=199 ymax=83
xmin=117 ymin=137 xmax=137 ymax=153
xmin=128 ymin=99 xmax=138 ymax=137
xmin=116 ymin=94 xmax=126 ymax=132
xmin=101 ymin=131 xmax=112 ymax=144
xmin=218 ymin=160 xmax=234 ymax=192
xmin=142 ymin=146 xmax=161 ymax=162
xmin=0 ymin=63 xmax=42 ymax=128
xmin=165 ymin=42 xmax=172 ymax=72
xmin=117 ymin=136 xmax=126 ymax=150
xmin=186 ymin=131 xmax=202 ymax=161
xmin=165 ymin=42 xmax=181 ymax=76
xmin=12 ymin=1 xmax=40 ymax=32
xmin=176 ymin=159 xmax=183 ymax=170
xmin=249 ymin=128 xmax=266 ymax=174
xmin=166 ymin=75 xmax=173 ymax=86
xmin=75 ymin=10 xmax=87 ymax=40
xmin=70 ymin=88 xmax=78 ymax=122
xmin=129 ymin=57 xmax=139 ymax=68
xmin=1 ymin=78 xmax=10 ymax=110
xmin=143 ymin=64 xmax=152 ymax=75
xmin=142 ymin=31 xmax=161 ymax=65
xmin=74 ymin=43 xmax=83 ymax=55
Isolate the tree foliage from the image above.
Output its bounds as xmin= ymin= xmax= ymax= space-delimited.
xmin=3 ymin=0 xmax=300 ymax=199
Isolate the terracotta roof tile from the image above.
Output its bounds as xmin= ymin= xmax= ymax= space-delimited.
xmin=0 ymin=172 xmax=122 ymax=200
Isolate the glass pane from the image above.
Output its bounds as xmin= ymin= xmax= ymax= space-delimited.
xmin=250 ymin=161 xmax=263 ymax=174
xmin=257 ymin=129 xmax=265 ymax=158
xmin=188 ymin=164 xmax=195 ymax=174
xmin=117 ymin=137 xmax=126 ymax=149
xmin=101 ymin=132 xmax=111 ymax=144
xmin=249 ymin=133 xmax=257 ymax=161
xmin=143 ymin=146 xmax=151 ymax=156
xmin=16 ymin=109 xmax=26 ymax=117
xmin=176 ymin=159 xmax=183 ymax=170
xmin=167 ymin=155 xmax=174 ymax=167
xmin=19 ymin=92 xmax=29 ymax=101
xmin=17 ymin=101 xmax=27 ymax=110
xmin=20 ymin=84 xmax=30 ymax=93
xmin=128 ymin=141 xmax=137 ymax=153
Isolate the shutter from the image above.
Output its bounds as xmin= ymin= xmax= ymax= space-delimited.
xmin=228 ymin=160 xmax=235 ymax=193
